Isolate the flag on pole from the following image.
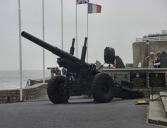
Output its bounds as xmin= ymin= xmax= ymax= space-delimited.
xmin=88 ymin=3 xmax=102 ymax=13
xmin=77 ymin=0 xmax=89 ymax=4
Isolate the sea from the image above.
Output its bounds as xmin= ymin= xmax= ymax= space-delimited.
xmin=0 ymin=70 xmax=50 ymax=90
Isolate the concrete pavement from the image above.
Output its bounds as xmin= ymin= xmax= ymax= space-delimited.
xmin=0 ymin=98 xmax=160 ymax=128
xmin=148 ymin=93 xmax=167 ymax=126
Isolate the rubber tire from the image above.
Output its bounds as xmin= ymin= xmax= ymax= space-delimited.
xmin=92 ymin=73 xmax=113 ymax=103
xmin=47 ymin=75 xmax=69 ymax=104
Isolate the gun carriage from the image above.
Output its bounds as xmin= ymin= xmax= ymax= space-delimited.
xmin=21 ymin=31 xmax=143 ymax=104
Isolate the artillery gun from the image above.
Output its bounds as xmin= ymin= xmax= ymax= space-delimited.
xmin=21 ymin=31 xmax=143 ymax=104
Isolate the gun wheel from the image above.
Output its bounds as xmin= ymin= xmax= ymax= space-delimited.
xmin=47 ymin=75 xmax=69 ymax=104
xmin=92 ymin=73 xmax=113 ymax=103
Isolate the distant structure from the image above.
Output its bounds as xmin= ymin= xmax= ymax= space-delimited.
xmin=133 ymin=30 xmax=167 ymax=67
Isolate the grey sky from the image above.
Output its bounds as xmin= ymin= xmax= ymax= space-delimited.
xmin=0 ymin=0 xmax=167 ymax=70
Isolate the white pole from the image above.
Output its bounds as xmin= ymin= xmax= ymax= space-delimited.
xmin=76 ymin=1 xmax=78 ymax=57
xmin=61 ymin=0 xmax=64 ymax=50
xmin=87 ymin=3 xmax=89 ymax=62
xmin=42 ymin=0 xmax=45 ymax=83
xmin=18 ymin=0 xmax=23 ymax=101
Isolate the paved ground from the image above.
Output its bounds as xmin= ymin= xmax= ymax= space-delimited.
xmin=0 ymin=98 xmax=160 ymax=128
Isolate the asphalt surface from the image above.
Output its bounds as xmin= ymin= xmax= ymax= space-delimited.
xmin=0 ymin=97 xmax=160 ymax=128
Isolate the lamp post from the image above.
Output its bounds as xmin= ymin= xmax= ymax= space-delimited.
xmin=146 ymin=40 xmax=150 ymax=68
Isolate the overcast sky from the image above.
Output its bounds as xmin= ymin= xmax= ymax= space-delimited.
xmin=0 ymin=0 xmax=167 ymax=70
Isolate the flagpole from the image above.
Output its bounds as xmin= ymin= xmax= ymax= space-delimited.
xmin=61 ymin=0 xmax=64 ymax=50
xmin=42 ymin=0 xmax=45 ymax=83
xmin=87 ymin=3 xmax=89 ymax=62
xmin=18 ymin=0 xmax=23 ymax=101
xmin=76 ymin=1 xmax=78 ymax=57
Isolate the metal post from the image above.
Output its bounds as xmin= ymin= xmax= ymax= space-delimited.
xmin=18 ymin=0 xmax=23 ymax=101
xmin=146 ymin=40 xmax=150 ymax=68
xmin=42 ymin=0 xmax=45 ymax=83
xmin=76 ymin=1 xmax=78 ymax=57
xmin=61 ymin=0 xmax=64 ymax=50
xmin=86 ymin=3 xmax=89 ymax=62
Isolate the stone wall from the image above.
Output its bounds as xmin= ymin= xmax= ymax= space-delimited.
xmin=103 ymin=68 xmax=167 ymax=88
xmin=0 ymin=83 xmax=47 ymax=104
xmin=103 ymin=68 xmax=167 ymax=97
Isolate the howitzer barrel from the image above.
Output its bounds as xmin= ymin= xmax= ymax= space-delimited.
xmin=21 ymin=31 xmax=90 ymax=67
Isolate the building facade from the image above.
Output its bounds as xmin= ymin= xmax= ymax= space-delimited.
xmin=133 ymin=31 xmax=167 ymax=68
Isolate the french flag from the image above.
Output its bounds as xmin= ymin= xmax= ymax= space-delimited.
xmin=77 ymin=0 xmax=89 ymax=4
xmin=88 ymin=3 xmax=102 ymax=13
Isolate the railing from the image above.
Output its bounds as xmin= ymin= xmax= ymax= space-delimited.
xmin=26 ymin=79 xmax=31 ymax=87
xmin=103 ymin=68 xmax=167 ymax=89
xmin=26 ymin=78 xmax=50 ymax=87
xmin=104 ymin=68 xmax=167 ymax=97
xmin=103 ymin=68 xmax=167 ymax=72
xmin=136 ymin=36 xmax=167 ymax=42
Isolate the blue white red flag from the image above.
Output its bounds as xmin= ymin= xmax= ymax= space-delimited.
xmin=88 ymin=3 xmax=102 ymax=13
xmin=77 ymin=0 xmax=89 ymax=4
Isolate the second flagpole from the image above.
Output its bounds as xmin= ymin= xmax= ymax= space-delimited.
xmin=61 ymin=0 xmax=64 ymax=50
xmin=87 ymin=3 xmax=89 ymax=62
xmin=76 ymin=1 xmax=78 ymax=57
xmin=42 ymin=0 xmax=45 ymax=83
